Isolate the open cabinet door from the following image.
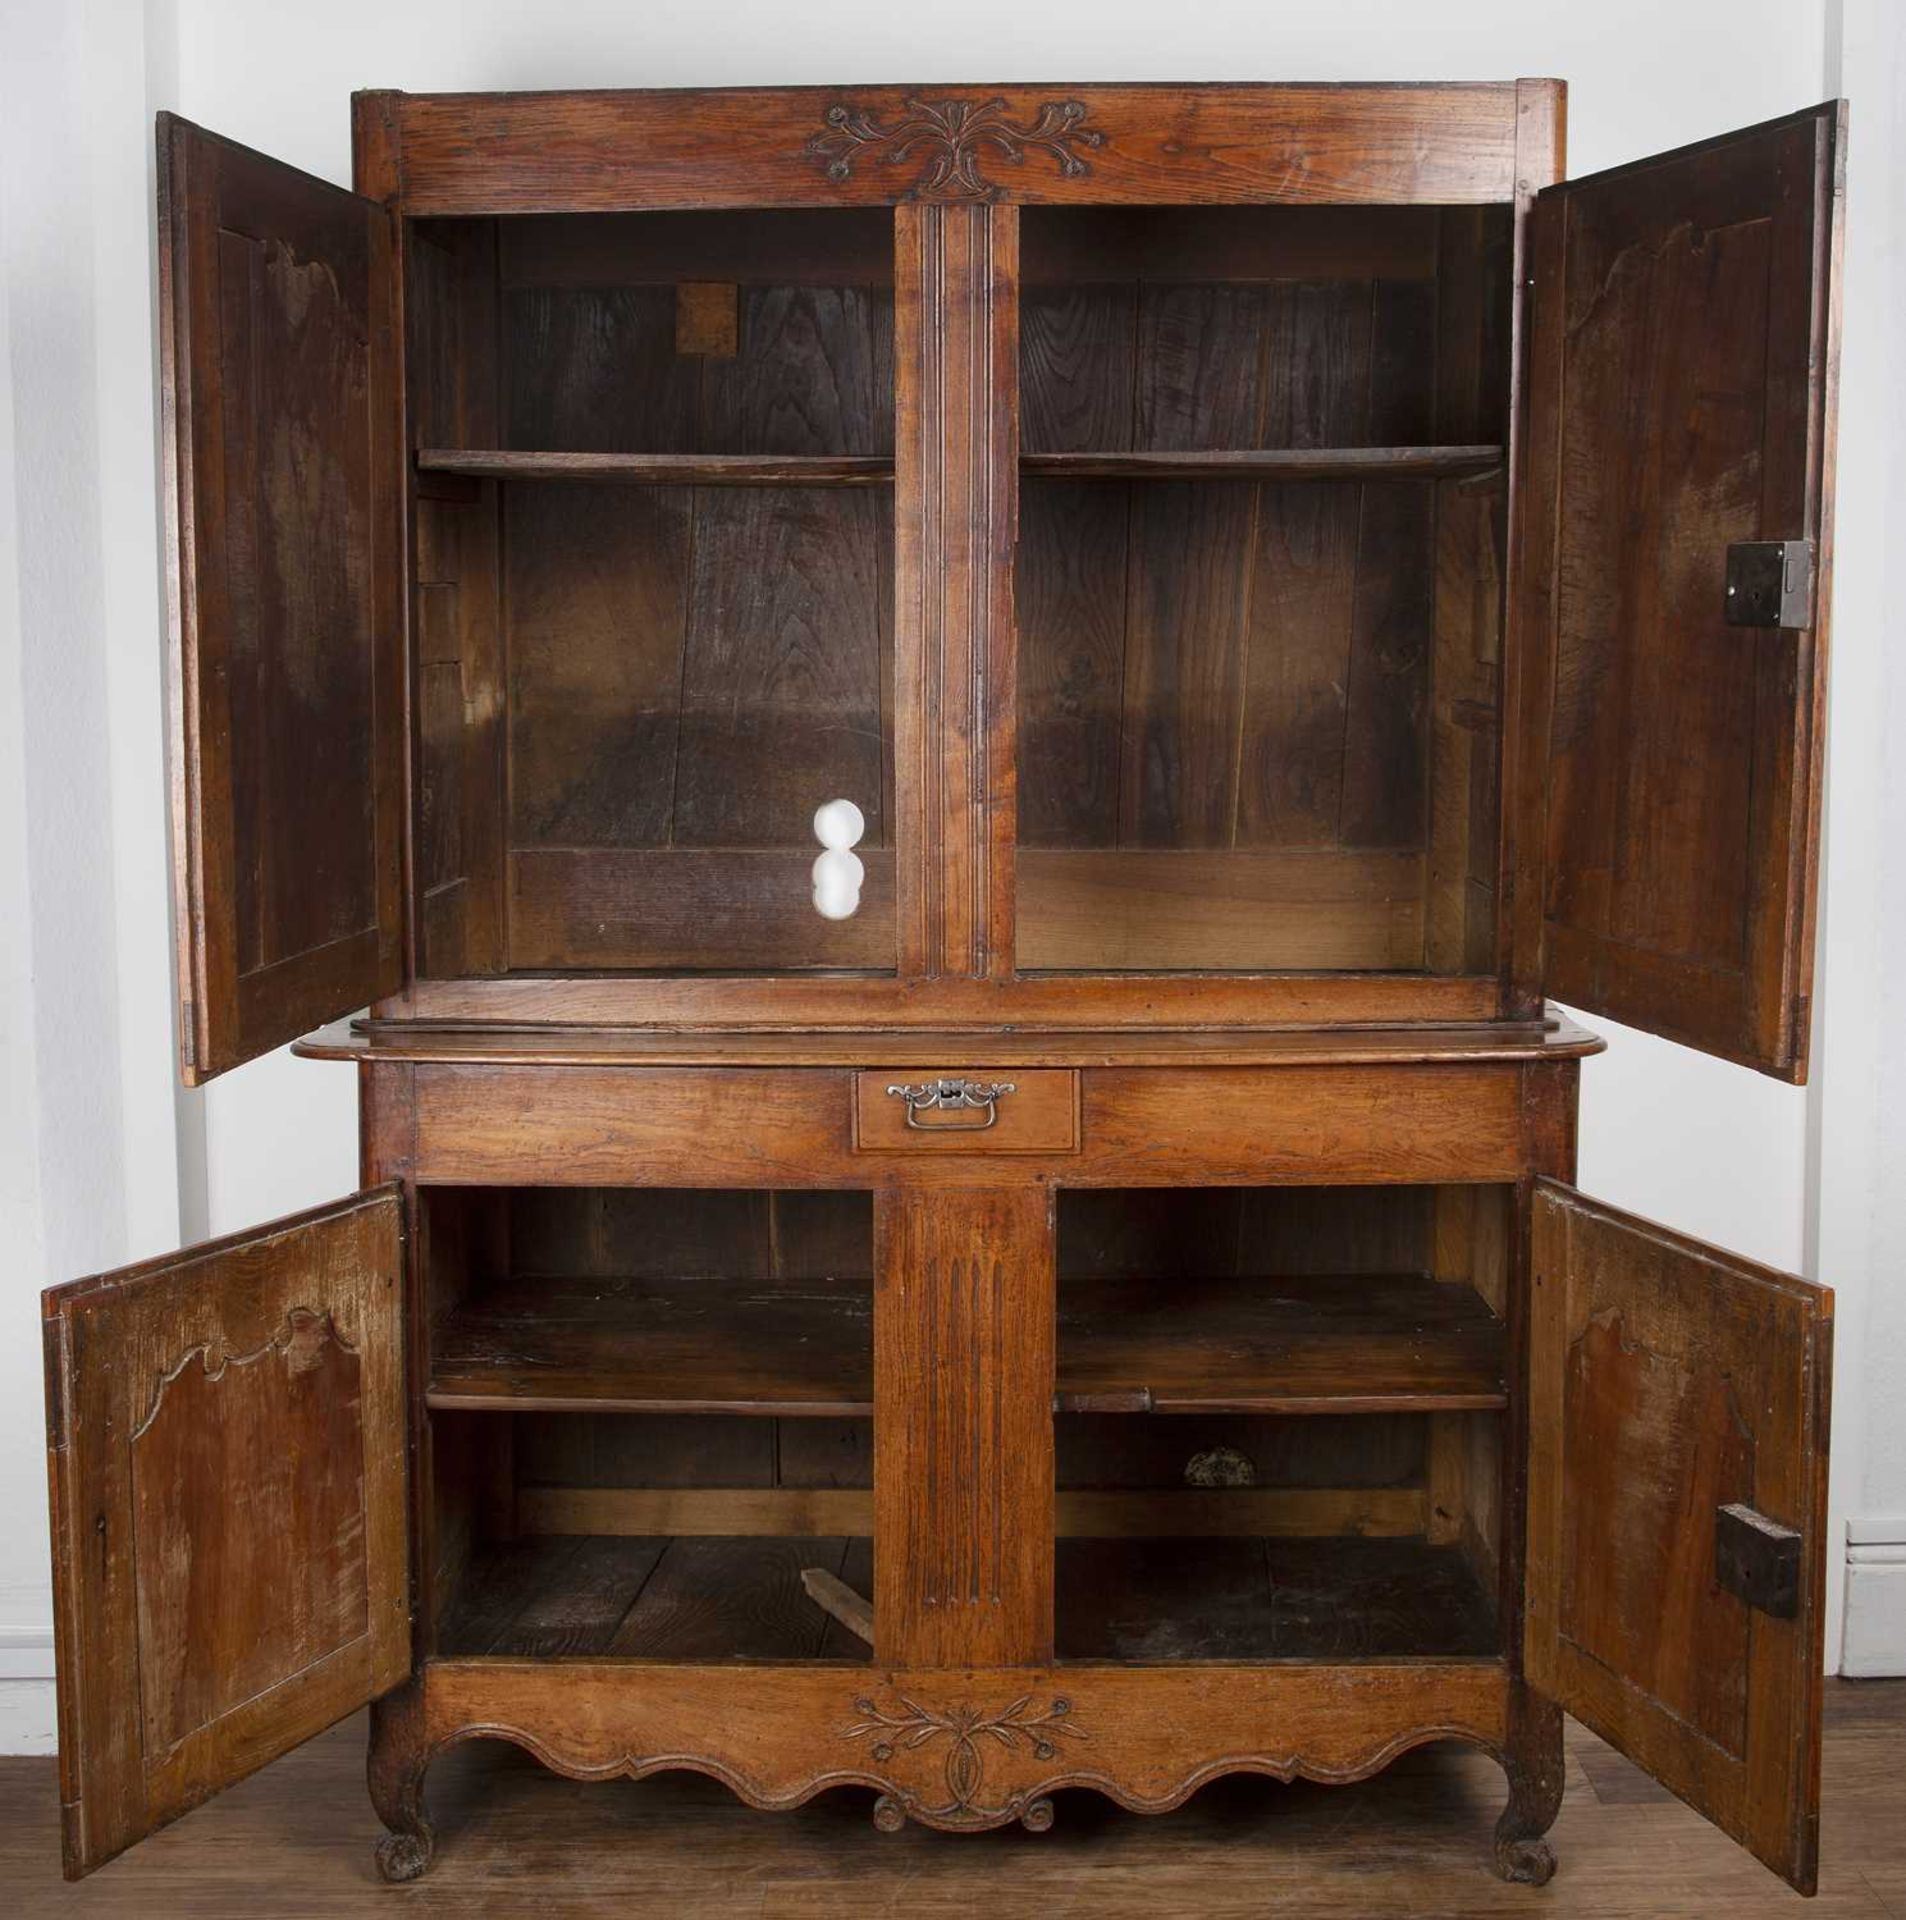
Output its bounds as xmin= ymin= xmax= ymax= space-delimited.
xmin=43 ymin=1190 xmax=408 ymax=1878
xmin=160 ymin=114 xmax=405 ymax=1083
xmin=1514 ymin=104 xmax=1843 ymax=1079
xmin=1526 ymin=1181 xmax=1832 ymax=1892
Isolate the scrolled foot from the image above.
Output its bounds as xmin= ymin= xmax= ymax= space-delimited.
xmin=873 ymin=1795 xmax=907 ymax=1833
xmin=1493 ymin=1829 xmax=1557 ymax=1886
xmin=375 ymin=1829 xmax=434 ymax=1884
xmin=1019 ymin=1797 xmax=1056 ymax=1834
xmin=368 ymin=1682 xmax=436 ymax=1883
xmin=1491 ymin=1685 xmax=1564 ymax=1885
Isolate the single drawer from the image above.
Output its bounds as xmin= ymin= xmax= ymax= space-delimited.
xmin=853 ymin=1069 xmax=1080 ymax=1153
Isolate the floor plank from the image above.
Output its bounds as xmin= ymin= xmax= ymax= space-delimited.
xmin=6 ymin=1680 xmax=1899 ymax=1916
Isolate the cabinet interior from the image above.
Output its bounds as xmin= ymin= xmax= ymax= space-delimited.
xmin=1017 ymin=205 xmax=1513 ymax=975
xmin=404 ymin=201 xmax=1512 ymax=986
xmin=419 ymin=1182 xmax=1507 ymax=1664
xmin=407 ymin=209 xmax=898 ymax=979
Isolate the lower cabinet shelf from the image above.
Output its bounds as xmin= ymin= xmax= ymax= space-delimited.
xmin=428 ymin=1267 xmax=1503 ymax=1417
xmin=1056 ymin=1536 xmax=1498 ymax=1662
xmin=437 ymin=1530 xmax=1497 ymax=1666
xmin=443 ymin=1534 xmax=876 ymax=1662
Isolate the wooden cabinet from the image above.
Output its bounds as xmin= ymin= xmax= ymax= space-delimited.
xmin=43 ymin=82 xmax=1843 ymax=1891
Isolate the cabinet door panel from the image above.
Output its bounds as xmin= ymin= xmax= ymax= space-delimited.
xmin=160 ymin=114 xmax=405 ymax=1081
xmin=44 ymin=1189 xmax=408 ymax=1878
xmin=1526 ymin=1180 xmax=1830 ymax=1891
xmin=1515 ymin=104 xmax=1842 ymax=1078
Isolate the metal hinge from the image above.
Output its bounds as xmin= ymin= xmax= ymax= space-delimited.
xmin=1725 ymin=540 xmax=1815 ymax=629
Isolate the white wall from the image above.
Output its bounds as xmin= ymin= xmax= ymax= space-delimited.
xmin=1 ymin=0 xmax=1899 ymax=1754
xmin=0 ymin=0 xmax=190 ymax=1754
xmin=1817 ymin=0 xmax=1906 ymax=1675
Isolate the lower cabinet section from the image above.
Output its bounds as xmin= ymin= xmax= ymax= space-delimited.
xmin=42 ymin=1051 xmax=1829 ymax=1895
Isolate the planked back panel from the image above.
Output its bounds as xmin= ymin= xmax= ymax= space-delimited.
xmin=1015 ymin=204 xmax=1510 ymax=974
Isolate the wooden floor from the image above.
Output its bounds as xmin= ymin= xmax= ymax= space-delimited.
xmin=6 ymin=1681 xmax=1901 ymax=1917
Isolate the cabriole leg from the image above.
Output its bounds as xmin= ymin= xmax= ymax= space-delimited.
xmin=369 ymin=1680 xmax=436 ymax=1883
xmin=1493 ymin=1686 xmax=1564 ymax=1885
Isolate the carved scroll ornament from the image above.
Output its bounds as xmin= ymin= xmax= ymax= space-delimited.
xmin=843 ymin=1692 xmax=1087 ymax=1827
xmin=805 ymin=97 xmax=1103 ymax=199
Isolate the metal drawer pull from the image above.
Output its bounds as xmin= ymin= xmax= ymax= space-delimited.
xmin=885 ymin=1077 xmax=1017 ymax=1131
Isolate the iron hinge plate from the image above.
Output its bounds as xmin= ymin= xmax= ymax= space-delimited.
xmin=1725 ymin=539 xmax=1815 ymax=629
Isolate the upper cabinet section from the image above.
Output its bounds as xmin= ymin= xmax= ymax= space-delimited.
xmin=1014 ymin=205 xmax=1511 ymax=975
xmin=158 ymin=115 xmax=405 ymax=1083
xmin=403 ymin=209 xmax=899 ymax=977
xmin=157 ymin=84 xmax=1843 ymax=1052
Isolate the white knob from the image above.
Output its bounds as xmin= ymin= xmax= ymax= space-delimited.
xmin=813 ymin=798 xmax=865 ymax=850
xmin=812 ymin=799 xmax=866 ymax=920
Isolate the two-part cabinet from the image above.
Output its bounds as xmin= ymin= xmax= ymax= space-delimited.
xmin=43 ymin=80 xmax=1843 ymax=1890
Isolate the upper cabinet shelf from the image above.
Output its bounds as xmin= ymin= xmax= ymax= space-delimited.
xmin=1021 ymin=446 xmax=1502 ymax=482
xmin=415 ymin=445 xmax=1503 ymax=489
xmin=415 ymin=449 xmax=893 ymax=487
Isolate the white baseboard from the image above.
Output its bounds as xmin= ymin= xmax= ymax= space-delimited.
xmin=1844 ymin=1515 xmax=1906 ymax=1678
xmin=0 ymin=1680 xmax=58 ymax=1756
xmin=0 ymin=1624 xmax=54 ymax=1681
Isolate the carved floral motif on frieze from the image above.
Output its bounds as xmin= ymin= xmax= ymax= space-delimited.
xmin=804 ymin=98 xmax=1104 ymax=199
xmin=843 ymin=1693 xmax=1087 ymax=1823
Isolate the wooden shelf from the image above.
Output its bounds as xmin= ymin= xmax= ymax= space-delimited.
xmin=414 ymin=449 xmax=893 ymax=487
xmin=1056 ymin=1536 xmax=1499 ymax=1661
xmin=442 ymin=1533 xmax=874 ymax=1662
xmin=428 ymin=1274 xmax=873 ymax=1416
xmin=1021 ymin=445 xmax=1503 ymax=482
xmin=415 ymin=444 xmax=1502 ymax=490
xmin=427 ymin=1270 xmax=1502 ymax=1418
xmin=440 ymin=1531 xmax=1497 ymax=1663
xmin=1058 ymin=1272 xmax=1505 ymax=1414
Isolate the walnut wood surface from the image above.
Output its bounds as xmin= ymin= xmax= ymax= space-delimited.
xmin=300 ymin=1012 xmax=1603 ymax=1067
xmin=1015 ymin=849 xmax=1427 ymax=970
xmin=419 ymin=449 xmax=893 ymax=484
xmin=378 ymin=971 xmax=1510 ymax=1028
xmin=108 ymin=73 xmax=1845 ymax=1898
xmin=407 ymin=220 xmax=506 ymax=980
xmin=505 ymin=849 xmax=898 ymax=971
xmin=481 ymin=228 xmax=897 ymax=974
xmin=1022 ymin=445 xmax=1501 ymax=481
xmin=43 ymin=1190 xmax=408 ymax=1877
xmin=1057 ymin=1536 xmax=1497 ymax=1661
xmin=434 ymin=1531 xmax=1495 ymax=1665
xmin=894 ymin=202 xmax=1016 ymax=980
xmin=158 ymin=116 xmax=405 ymax=1081
xmin=428 ymin=1272 xmax=873 ymax=1415
xmin=875 ymin=1187 xmax=1054 ymax=1667
xmin=377 ymin=84 xmax=1538 ymax=214
xmin=1511 ymin=104 xmax=1843 ymax=1079
xmin=515 ymin=1485 xmax=1433 ymax=1541
xmin=1011 ymin=209 xmax=1506 ymax=980
xmin=392 ymin=1656 xmax=1511 ymax=1838
xmin=392 ymin=1060 xmax=1539 ymax=1188
xmin=1527 ymin=1181 xmax=1832 ymax=1892
xmin=426 ymin=1268 xmax=1501 ymax=1417
xmin=418 ymin=446 xmax=1497 ymax=484
xmin=1058 ymin=1272 xmax=1504 ymax=1414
